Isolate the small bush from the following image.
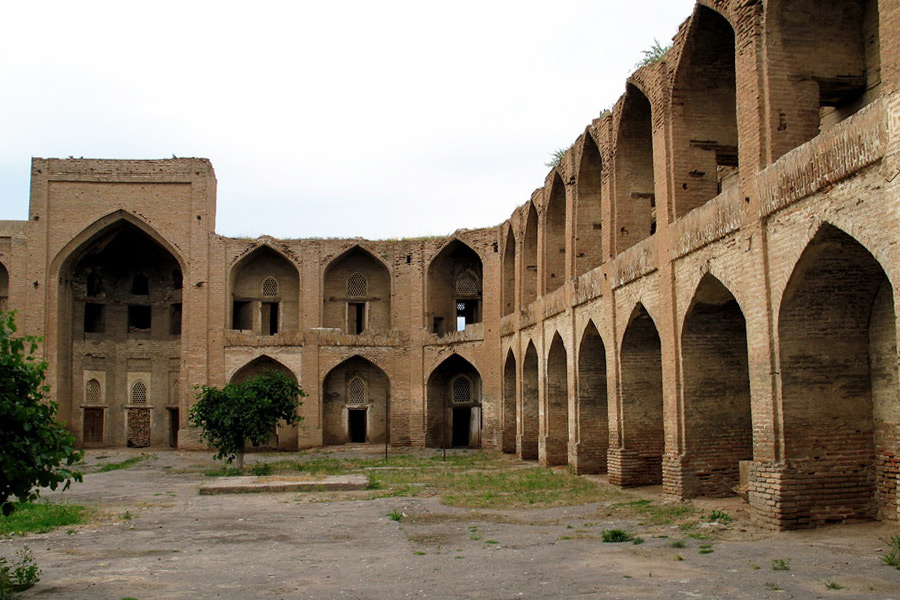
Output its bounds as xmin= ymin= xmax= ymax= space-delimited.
xmin=0 ymin=546 xmax=41 ymax=599
xmin=823 ymin=580 xmax=843 ymax=590
xmin=669 ymin=539 xmax=685 ymax=549
xmin=386 ymin=510 xmax=404 ymax=522
xmin=602 ymin=529 xmax=632 ymax=543
xmin=771 ymin=558 xmax=791 ymax=571
xmin=882 ymin=535 xmax=900 ymax=568
xmin=708 ymin=510 xmax=731 ymax=524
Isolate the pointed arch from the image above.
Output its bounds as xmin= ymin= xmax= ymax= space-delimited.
xmin=575 ymin=133 xmax=603 ymax=275
xmin=615 ymin=303 xmax=663 ymax=487
xmin=576 ymin=320 xmax=608 ymax=474
xmin=519 ymin=341 xmax=539 ymax=460
xmin=766 ymin=0 xmax=880 ymax=159
xmin=614 ymin=84 xmax=656 ymax=255
xmin=502 ymin=225 xmax=516 ymax=316
xmin=670 ymin=5 xmax=738 ymax=219
xmin=680 ymin=274 xmax=750 ymax=498
xmin=543 ymin=174 xmax=567 ymax=294
xmin=322 ymin=355 xmax=390 ymax=445
xmin=427 ymin=240 xmax=483 ymax=335
xmin=502 ymin=348 xmax=517 ymax=453
xmin=230 ymin=355 xmax=297 ymax=384
xmin=543 ymin=332 xmax=569 ymax=465
xmin=323 ymin=245 xmax=391 ymax=334
xmin=56 ymin=215 xmax=183 ymax=448
xmin=522 ymin=203 xmax=539 ymax=306
xmin=777 ymin=224 xmax=897 ymax=525
xmin=230 ymin=245 xmax=300 ymax=334
xmin=426 ymin=354 xmax=482 ymax=448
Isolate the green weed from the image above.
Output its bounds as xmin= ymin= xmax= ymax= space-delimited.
xmin=0 ymin=503 xmax=87 ymax=536
xmin=771 ymin=558 xmax=791 ymax=571
xmin=602 ymin=529 xmax=632 ymax=543
xmin=96 ymin=454 xmax=152 ymax=473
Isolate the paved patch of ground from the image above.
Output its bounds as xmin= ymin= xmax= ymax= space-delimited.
xmin=4 ymin=449 xmax=900 ymax=599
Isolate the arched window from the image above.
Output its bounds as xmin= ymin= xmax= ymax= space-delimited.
xmin=452 ymin=375 xmax=472 ymax=404
xmin=262 ymin=277 xmax=279 ymax=297
xmin=131 ymin=381 xmax=148 ymax=404
xmin=348 ymin=376 xmax=367 ymax=404
xmin=456 ymin=272 xmax=479 ymax=297
xmin=347 ymin=273 xmax=368 ymax=298
xmin=131 ymin=273 xmax=149 ymax=295
xmin=85 ymin=379 xmax=101 ymax=404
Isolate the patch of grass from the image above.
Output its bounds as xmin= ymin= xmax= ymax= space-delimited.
xmin=602 ymin=529 xmax=632 ymax=543
xmin=669 ymin=539 xmax=685 ymax=549
xmin=0 ymin=503 xmax=87 ymax=536
xmin=386 ymin=510 xmax=404 ymax=522
xmin=674 ymin=554 xmax=683 ymax=561
xmin=632 ymin=537 xmax=645 ymax=545
xmin=708 ymin=510 xmax=731 ymax=524
xmin=882 ymin=535 xmax=900 ymax=568
xmin=120 ymin=511 xmax=132 ymax=521
xmin=250 ymin=463 xmax=272 ymax=476
xmin=771 ymin=558 xmax=791 ymax=571
xmin=485 ymin=540 xmax=499 ymax=545
xmin=413 ymin=551 xmax=426 ymax=556
xmin=203 ymin=467 xmax=242 ymax=477
xmin=699 ymin=547 xmax=714 ymax=555
xmin=96 ymin=454 xmax=152 ymax=473
xmin=750 ymin=561 xmax=760 ymax=570
xmin=612 ymin=499 xmax=695 ymax=525
xmin=823 ymin=580 xmax=843 ymax=590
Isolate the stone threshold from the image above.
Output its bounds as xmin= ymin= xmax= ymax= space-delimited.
xmin=199 ymin=474 xmax=369 ymax=495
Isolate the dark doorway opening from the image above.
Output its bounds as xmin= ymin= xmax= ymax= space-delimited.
xmin=456 ymin=300 xmax=478 ymax=331
xmin=232 ymin=300 xmax=252 ymax=330
xmin=262 ymin=302 xmax=279 ymax=335
xmin=349 ymin=302 xmax=366 ymax=334
xmin=349 ymin=409 xmax=367 ymax=443
xmin=83 ymin=408 xmax=104 ymax=445
xmin=168 ymin=408 xmax=179 ymax=448
xmin=452 ymin=407 xmax=471 ymax=447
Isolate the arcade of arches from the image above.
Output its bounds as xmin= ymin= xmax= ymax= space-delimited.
xmin=4 ymin=0 xmax=900 ymax=530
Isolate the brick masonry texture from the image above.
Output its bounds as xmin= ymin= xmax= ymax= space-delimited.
xmin=2 ymin=0 xmax=899 ymax=530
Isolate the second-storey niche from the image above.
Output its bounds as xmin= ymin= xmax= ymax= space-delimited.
xmin=615 ymin=84 xmax=656 ymax=255
xmin=70 ymin=221 xmax=183 ymax=341
xmin=230 ymin=246 xmax=299 ymax=335
xmin=575 ymin=133 xmax=603 ymax=276
xmin=427 ymin=240 xmax=483 ymax=335
xmin=769 ymin=0 xmax=881 ymax=159
xmin=501 ymin=226 xmax=516 ymax=316
xmin=322 ymin=246 xmax=391 ymax=334
xmin=543 ymin=173 xmax=567 ymax=294
xmin=0 ymin=261 xmax=8 ymax=312
xmin=671 ymin=6 xmax=738 ymax=219
xmin=522 ymin=203 xmax=539 ymax=305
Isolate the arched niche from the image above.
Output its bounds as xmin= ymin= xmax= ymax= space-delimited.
xmin=501 ymin=226 xmax=516 ymax=317
xmin=543 ymin=174 xmax=567 ymax=294
xmin=778 ymin=224 xmax=897 ymax=525
xmin=767 ymin=0 xmax=880 ymax=160
xmin=543 ymin=332 xmax=569 ymax=465
xmin=575 ymin=134 xmax=603 ymax=275
xmin=230 ymin=246 xmax=299 ymax=335
xmin=322 ymin=356 xmax=390 ymax=445
xmin=426 ymin=240 xmax=483 ymax=336
xmin=230 ymin=355 xmax=299 ymax=451
xmin=426 ymin=354 xmax=482 ymax=448
xmin=58 ymin=219 xmax=183 ymax=448
xmin=522 ymin=203 xmax=539 ymax=305
xmin=614 ymin=84 xmax=656 ymax=255
xmin=576 ymin=321 xmax=608 ymax=474
xmin=502 ymin=349 xmax=517 ymax=453
xmin=322 ymin=246 xmax=391 ymax=334
xmin=519 ymin=341 xmax=539 ymax=460
xmin=670 ymin=6 xmax=738 ymax=219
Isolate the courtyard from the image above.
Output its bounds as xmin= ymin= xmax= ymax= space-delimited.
xmin=3 ymin=449 xmax=900 ymax=599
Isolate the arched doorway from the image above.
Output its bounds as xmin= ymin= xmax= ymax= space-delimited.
xmin=426 ymin=355 xmax=482 ymax=448
xmin=322 ymin=356 xmax=390 ymax=445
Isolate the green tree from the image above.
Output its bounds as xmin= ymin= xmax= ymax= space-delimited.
xmin=189 ymin=371 xmax=305 ymax=469
xmin=0 ymin=312 xmax=82 ymax=516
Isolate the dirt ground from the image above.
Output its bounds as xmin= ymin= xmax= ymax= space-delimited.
xmin=4 ymin=449 xmax=900 ymax=600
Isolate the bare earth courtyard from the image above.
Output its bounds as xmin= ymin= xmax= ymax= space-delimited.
xmin=1 ymin=450 xmax=899 ymax=600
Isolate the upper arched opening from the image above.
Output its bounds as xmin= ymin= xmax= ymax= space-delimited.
xmin=427 ymin=240 xmax=483 ymax=335
xmin=575 ymin=133 xmax=603 ymax=275
xmin=522 ymin=203 xmax=539 ymax=306
xmin=543 ymin=174 xmax=568 ymax=294
xmin=323 ymin=246 xmax=391 ymax=334
xmin=230 ymin=245 xmax=299 ymax=335
xmin=615 ymin=84 xmax=656 ymax=255
xmin=502 ymin=225 xmax=516 ymax=317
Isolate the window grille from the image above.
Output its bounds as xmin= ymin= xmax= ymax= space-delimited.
xmin=86 ymin=379 xmax=101 ymax=404
xmin=348 ymin=377 xmax=366 ymax=404
xmin=455 ymin=272 xmax=479 ymax=296
xmin=262 ymin=277 xmax=279 ymax=297
xmin=347 ymin=273 xmax=367 ymax=297
xmin=131 ymin=381 xmax=148 ymax=404
xmin=452 ymin=376 xmax=472 ymax=404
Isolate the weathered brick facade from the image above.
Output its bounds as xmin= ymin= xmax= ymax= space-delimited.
xmin=1 ymin=0 xmax=899 ymax=530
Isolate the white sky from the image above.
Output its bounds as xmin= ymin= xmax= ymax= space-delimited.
xmin=0 ymin=0 xmax=696 ymax=240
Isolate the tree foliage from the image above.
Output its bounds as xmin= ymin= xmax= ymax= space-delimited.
xmin=188 ymin=371 xmax=305 ymax=468
xmin=635 ymin=38 xmax=671 ymax=68
xmin=0 ymin=312 xmax=82 ymax=517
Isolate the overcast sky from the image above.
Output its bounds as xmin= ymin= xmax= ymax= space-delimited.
xmin=0 ymin=1 xmax=696 ymax=240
